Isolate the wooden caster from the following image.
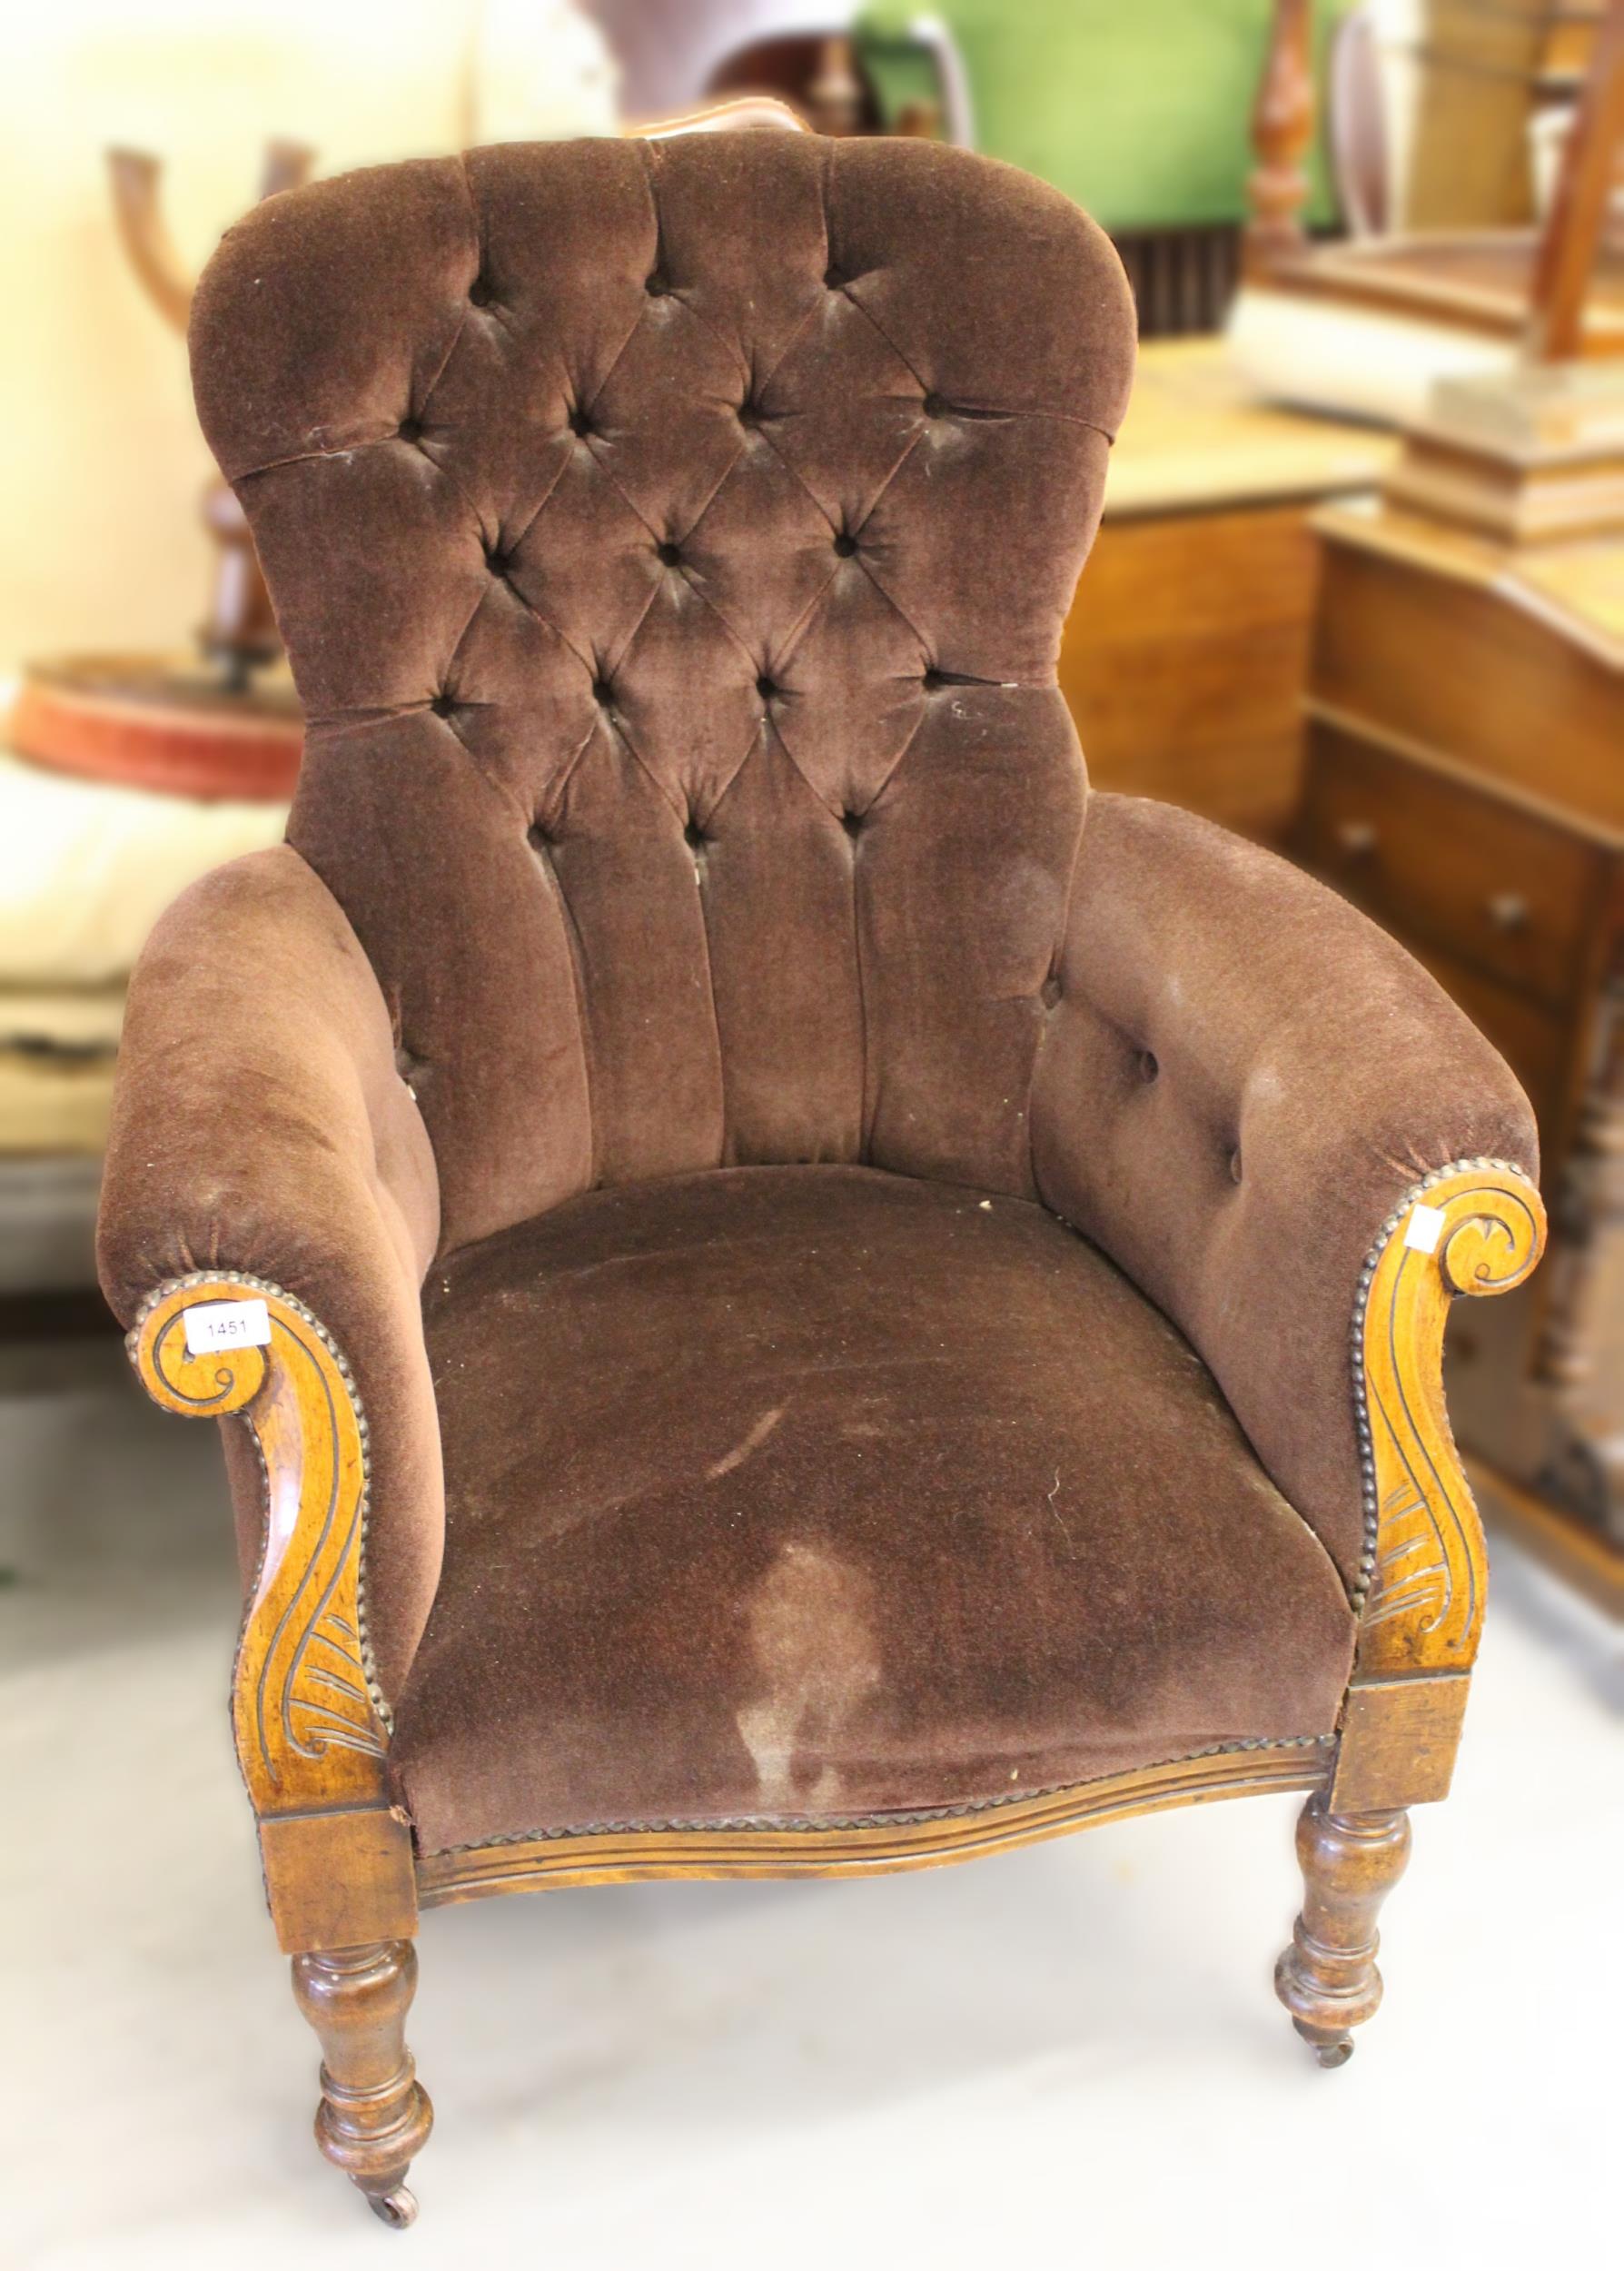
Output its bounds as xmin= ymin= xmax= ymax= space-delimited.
xmin=367 ymin=2186 xmax=420 ymax=2230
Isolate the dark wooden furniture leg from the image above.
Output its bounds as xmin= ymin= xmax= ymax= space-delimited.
xmin=1276 ymin=1799 xmax=1411 ymax=2065
xmin=291 ymin=1940 xmax=433 ymax=2227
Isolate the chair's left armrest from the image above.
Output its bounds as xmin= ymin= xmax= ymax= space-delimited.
xmin=97 ymin=846 xmax=443 ymax=1730
xmin=1031 ymin=793 xmax=1544 ymax=1671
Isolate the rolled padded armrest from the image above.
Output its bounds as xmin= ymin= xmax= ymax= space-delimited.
xmin=1030 ymin=794 xmax=1540 ymax=1590
xmin=97 ymin=844 xmax=443 ymax=1701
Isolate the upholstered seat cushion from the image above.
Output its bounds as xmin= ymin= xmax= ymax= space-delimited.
xmin=389 ymin=1165 xmax=1355 ymax=1853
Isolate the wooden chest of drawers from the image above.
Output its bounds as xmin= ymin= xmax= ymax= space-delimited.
xmin=1298 ymin=712 xmax=1617 ymax=1146
xmin=1297 ymin=502 xmax=1624 ymax=1599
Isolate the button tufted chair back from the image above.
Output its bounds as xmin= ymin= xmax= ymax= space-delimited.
xmin=190 ymin=134 xmax=1136 ymax=1253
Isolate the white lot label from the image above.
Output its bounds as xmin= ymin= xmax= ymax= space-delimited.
xmin=183 ymin=1298 xmax=272 ymax=1356
xmin=1402 ymin=1203 xmax=1447 ymax=1256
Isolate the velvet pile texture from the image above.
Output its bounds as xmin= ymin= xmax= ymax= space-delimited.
xmin=394 ymin=1166 xmax=1354 ymax=1850
xmin=97 ymin=131 xmax=1537 ymax=1847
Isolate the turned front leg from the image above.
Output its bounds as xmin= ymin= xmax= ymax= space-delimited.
xmin=291 ymin=1939 xmax=433 ymax=2227
xmin=1274 ymin=1798 xmax=1411 ymax=2066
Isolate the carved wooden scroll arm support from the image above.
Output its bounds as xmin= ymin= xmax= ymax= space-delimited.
xmin=131 ymin=1274 xmax=431 ymax=2223
xmin=1350 ymin=1159 xmax=1546 ymax=1685
xmin=1279 ymin=1159 xmax=1545 ymax=2066
xmin=129 ymin=1274 xmax=418 ymax=1959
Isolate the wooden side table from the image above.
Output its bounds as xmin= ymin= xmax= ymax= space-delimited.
xmin=1059 ymin=339 xmax=1397 ymax=844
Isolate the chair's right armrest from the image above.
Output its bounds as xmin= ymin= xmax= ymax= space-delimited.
xmin=97 ymin=845 xmax=444 ymax=1724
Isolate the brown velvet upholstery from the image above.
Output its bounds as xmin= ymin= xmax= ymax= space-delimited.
xmin=392 ymin=1166 xmax=1353 ymax=1852
xmin=184 ymin=132 xmax=1134 ymax=1258
xmin=96 ymin=131 xmax=1537 ymax=1845
xmin=1032 ymin=796 xmax=1538 ymax=1588
xmin=97 ymin=846 xmax=444 ymax=1701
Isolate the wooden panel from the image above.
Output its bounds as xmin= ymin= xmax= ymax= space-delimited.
xmin=1298 ymin=721 xmax=1607 ymax=1008
xmin=1063 ymin=503 xmax=1322 ymax=839
xmin=1330 ymin=1674 xmax=1471 ymax=1811
xmin=260 ymin=1808 xmax=417 ymax=1956
xmin=1401 ymin=0 xmax=1547 ymax=230
xmin=1313 ymin=537 xmax=1624 ymax=830
xmin=1083 ymin=500 xmax=1322 ymax=638
xmin=1084 ymin=726 xmax=1306 ymax=843
xmin=1410 ymin=940 xmax=1568 ymax=1138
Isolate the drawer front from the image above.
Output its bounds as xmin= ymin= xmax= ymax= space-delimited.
xmin=1298 ymin=722 xmax=1604 ymax=1010
xmin=1407 ymin=941 xmax=1567 ymax=1148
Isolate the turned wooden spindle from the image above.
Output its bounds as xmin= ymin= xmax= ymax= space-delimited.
xmin=1275 ymin=1798 xmax=1412 ymax=2066
xmin=106 ymin=140 xmax=312 ymax=686
xmin=1246 ymin=0 xmax=1316 ymax=273
xmin=291 ymin=1939 xmax=433 ymax=2229
xmin=807 ymin=35 xmax=865 ymax=136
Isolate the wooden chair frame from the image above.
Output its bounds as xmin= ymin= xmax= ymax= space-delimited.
xmin=126 ymin=1156 xmax=1543 ymax=2223
xmin=1246 ymin=0 xmax=1624 ymax=360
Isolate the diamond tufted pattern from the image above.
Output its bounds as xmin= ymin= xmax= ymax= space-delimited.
xmin=99 ymin=130 xmax=1537 ymax=1733
xmin=190 ymin=134 xmax=1135 ymax=1252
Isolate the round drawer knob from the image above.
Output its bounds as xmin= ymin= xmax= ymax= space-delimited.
xmin=1486 ymin=892 xmax=1530 ymax=934
xmin=1335 ymin=819 xmax=1379 ymax=859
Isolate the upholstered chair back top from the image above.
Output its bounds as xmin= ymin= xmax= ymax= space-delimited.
xmin=189 ymin=133 xmax=1137 ymax=1255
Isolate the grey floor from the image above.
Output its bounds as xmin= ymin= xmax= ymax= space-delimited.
xmin=3 ymin=1331 xmax=1618 ymax=2269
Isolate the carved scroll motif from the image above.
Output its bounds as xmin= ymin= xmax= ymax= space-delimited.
xmin=133 ymin=1275 xmax=389 ymax=1816
xmin=1352 ymin=1163 xmax=1545 ymax=1674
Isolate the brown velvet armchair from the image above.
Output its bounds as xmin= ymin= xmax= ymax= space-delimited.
xmin=97 ymin=130 xmax=1545 ymax=2227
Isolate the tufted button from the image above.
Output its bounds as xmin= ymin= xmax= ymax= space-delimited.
xmin=823 ymin=264 xmax=847 ymax=290
xmin=591 ymin=676 xmax=614 ymax=708
xmin=567 ymin=404 xmax=594 ymax=439
xmin=1229 ymin=1147 xmax=1243 ymax=1185
xmin=756 ymin=674 xmax=779 ymax=702
xmin=486 ymin=544 xmax=514 ymax=579
xmin=737 ymin=396 xmax=761 ymax=429
xmin=430 ymin=693 xmax=456 ymax=719
xmin=922 ymin=392 xmax=947 ymax=418
xmin=398 ymin=415 xmax=423 ymax=445
xmin=833 ymin=531 xmax=857 ymax=558
xmin=645 ymin=270 xmax=671 ymax=298
xmin=683 ymin=819 xmax=707 ymax=850
xmin=1040 ymin=975 xmax=1063 ymax=1012
xmin=657 ymin=540 xmax=682 ymax=568
xmin=1139 ymin=1049 xmax=1159 ymax=1084
xmin=922 ymin=668 xmax=944 ymax=692
xmin=469 ymin=273 xmax=495 ymax=308
xmin=840 ymin=810 xmax=864 ymax=839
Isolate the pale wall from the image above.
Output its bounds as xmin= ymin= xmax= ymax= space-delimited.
xmin=0 ymin=1 xmax=617 ymax=678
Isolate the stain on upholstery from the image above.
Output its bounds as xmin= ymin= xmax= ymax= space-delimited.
xmin=737 ymin=1541 xmax=882 ymax=1810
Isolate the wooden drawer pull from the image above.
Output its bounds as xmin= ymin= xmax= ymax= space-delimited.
xmin=1485 ymin=892 xmax=1530 ymax=934
xmin=1335 ymin=819 xmax=1379 ymax=858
